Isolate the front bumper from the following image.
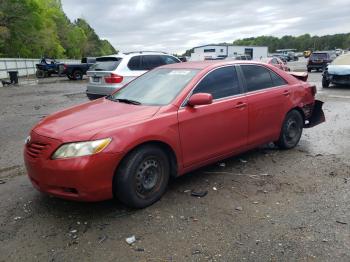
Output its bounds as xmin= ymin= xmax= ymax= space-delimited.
xmin=24 ymin=131 xmax=122 ymax=202
xmin=329 ymin=75 xmax=350 ymax=86
xmin=307 ymin=64 xmax=326 ymax=69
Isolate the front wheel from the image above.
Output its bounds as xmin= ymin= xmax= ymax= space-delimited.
xmin=275 ymin=110 xmax=303 ymax=149
xmin=322 ymin=77 xmax=330 ymax=88
xmin=114 ymin=145 xmax=170 ymax=208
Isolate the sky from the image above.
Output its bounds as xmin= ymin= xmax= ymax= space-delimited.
xmin=61 ymin=0 xmax=350 ymax=54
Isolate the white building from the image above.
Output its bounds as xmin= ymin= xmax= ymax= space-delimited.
xmin=190 ymin=44 xmax=268 ymax=61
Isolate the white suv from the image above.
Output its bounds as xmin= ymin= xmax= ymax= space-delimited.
xmin=86 ymin=51 xmax=180 ymax=99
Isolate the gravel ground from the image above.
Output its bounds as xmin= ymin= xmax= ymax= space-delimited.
xmin=0 ymin=66 xmax=350 ymax=261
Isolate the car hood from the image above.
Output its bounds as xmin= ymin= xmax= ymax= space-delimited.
xmin=33 ymin=98 xmax=160 ymax=141
xmin=328 ymin=65 xmax=350 ymax=75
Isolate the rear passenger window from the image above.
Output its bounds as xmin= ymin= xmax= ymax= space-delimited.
xmin=142 ymin=55 xmax=164 ymax=70
xmin=128 ymin=56 xmax=142 ymax=70
xmin=241 ymin=65 xmax=274 ymax=92
xmin=161 ymin=56 xmax=179 ymax=64
xmin=270 ymin=71 xmax=287 ymax=86
xmin=193 ymin=66 xmax=240 ymax=99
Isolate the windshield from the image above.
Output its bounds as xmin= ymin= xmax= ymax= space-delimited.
xmin=89 ymin=57 xmax=122 ymax=71
xmin=110 ymin=68 xmax=199 ymax=106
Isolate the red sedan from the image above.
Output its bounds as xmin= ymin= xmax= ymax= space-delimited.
xmin=24 ymin=61 xmax=324 ymax=208
xmin=261 ymin=57 xmax=290 ymax=71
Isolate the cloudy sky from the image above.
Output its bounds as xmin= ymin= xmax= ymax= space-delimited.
xmin=61 ymin=0 xmax=350 ymax=54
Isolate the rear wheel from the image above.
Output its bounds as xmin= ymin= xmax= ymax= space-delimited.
xmin=307 ymin=68 xmax=311 ymax=72
xmin=275 ymin=110 xmax=303 ymax=149
xmin=73 ymin=70 xmax=83 ymax=80
xmin=113 ymin=145 xmax=170 ymax=208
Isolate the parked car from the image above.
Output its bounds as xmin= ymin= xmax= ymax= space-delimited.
xmin=261 ymin=57 xmax=290 ymax=71
xmin=322 ymin=53 xmax=350 ymax=88
xmin=225 ymin=54 xmax=252 ymax=60
xmin=61 ymin=57 xmax=96 ymax=80
xmin=86 ymin=51 xmax=181 ymax=100
xmin=307 ymin=51 xmax=336 ymax=72
xmin=272 ymin=54 xmax=289 ymax=63
xmin=24 ymin=60 xmax=325 ymax=208
xmin=35 ymin=58 xmax=63 ymax=78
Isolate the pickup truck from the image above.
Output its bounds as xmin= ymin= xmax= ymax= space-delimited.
xmin=61 ymin=57 xmax=96 ymax=80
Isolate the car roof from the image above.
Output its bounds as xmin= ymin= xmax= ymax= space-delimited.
xmin=160 ymin=60 xmax=266 ymax=70
xmin=96 ymin=52 xmax=175 ymax=60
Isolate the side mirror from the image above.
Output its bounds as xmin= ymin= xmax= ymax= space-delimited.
xmin=187 ymin=93 xmax=213 ymax=107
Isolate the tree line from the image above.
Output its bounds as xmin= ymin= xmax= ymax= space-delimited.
xmin=183 ymin=33 xmax=350 ymax=56
xmin=0 ymin=0 xmax=117 ymax=58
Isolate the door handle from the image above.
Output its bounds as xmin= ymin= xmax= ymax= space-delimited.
xmin=235 ymin=102 xmax=247 ymax=109
xmin=283 ymin=90 xmax=290 ymax=96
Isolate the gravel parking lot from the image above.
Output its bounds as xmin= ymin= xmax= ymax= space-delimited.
xmin=1 ymin=64 xmax=350 ymax=261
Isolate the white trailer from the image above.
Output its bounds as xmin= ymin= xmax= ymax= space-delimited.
xmin=190 ymin=44 xmax=268 ymax=61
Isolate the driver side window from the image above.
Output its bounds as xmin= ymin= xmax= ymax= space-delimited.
xmin=193 ymin=66 xmax=240 ymax=99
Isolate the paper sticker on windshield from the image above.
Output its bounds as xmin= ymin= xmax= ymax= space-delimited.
xmin=168 ymin=70 xmax=191 ymax=75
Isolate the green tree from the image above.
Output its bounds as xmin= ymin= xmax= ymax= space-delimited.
xmin=0 ymin=0 xmax=117 ymax=58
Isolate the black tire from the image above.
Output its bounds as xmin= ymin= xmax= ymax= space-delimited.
xmin=36 ymin=70 xmax=44 ymax=78
xmin=67 ymin=74 xmax=74 ymax=80
xmin=275 ymin=110 xmax=303 ymax=149
xmin=114 ymin=145 xmax=170 ymax=208
xmin=72 ymin=70 xmax=83 ymax=80
xmin=307 ymin=68 xmax=311 ymax=72
xmin=322 ymin=77 xmax=330 ymax=88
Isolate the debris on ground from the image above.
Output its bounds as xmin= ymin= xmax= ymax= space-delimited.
xmin=0 ymin=179 xmax=6 ymax=185
xmin=191 ymin=190 xmax=208 ymax=198
xmin=212 ymin=187 xmax=217 ymax=191
xmin=126 ymin=235 xmax=136 ymax=245
xmin=14 ymin=216 xmax=22 ymax=220
xmin=239 ymin=159 xmax=248 ymax=163
xmin=192 ymin=250 xmax=201 ymax=255
xmin=329 ymin=171 xmax=337 ymax=177
xmin=98 ymin=235 xmax=107 ymax=244
xmin=235 ymin=206 xmax=243 ymax=211
xmin=135 ymin=247 xmax=144 ymax=252
xmin=336 ymin=220 xmax=347 ymax=225
xmin=218 ymin=162 xmax=226 ymax=167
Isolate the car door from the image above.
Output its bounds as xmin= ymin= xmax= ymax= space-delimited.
xmin=239 ymin=64 xmax=292 ymax=146
xmin=177 ymin=66 xmax=248 ymax=167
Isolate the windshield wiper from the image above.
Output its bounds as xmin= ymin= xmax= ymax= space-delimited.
xmin=106 ymin=96 xmax=141 ymax=105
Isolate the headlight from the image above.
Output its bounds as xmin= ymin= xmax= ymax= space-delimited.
xmin=52 ymin=138 xmax=112 ymax=159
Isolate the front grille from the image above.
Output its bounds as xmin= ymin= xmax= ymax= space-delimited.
xmin=333 ymin=75 xmax=350 ymax=82
xmin=26 ymin=142 xmax=48 ymax=158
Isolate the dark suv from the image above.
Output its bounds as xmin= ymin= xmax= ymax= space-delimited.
xmin=307 ymin=52 xmax=334 ymax=72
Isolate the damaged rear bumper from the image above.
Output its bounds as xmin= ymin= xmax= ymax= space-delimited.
xmin=304 ymin=100 xmax=325 ymax=128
